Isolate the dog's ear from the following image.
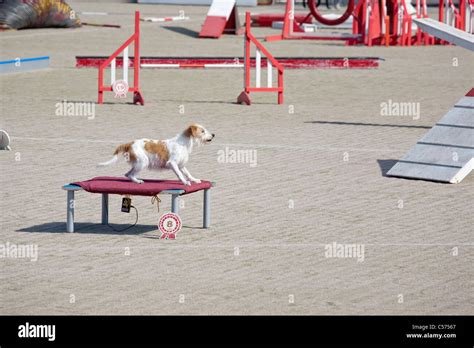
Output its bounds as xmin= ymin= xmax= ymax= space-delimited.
xmin=184 ymin=124 xmax=199 ymax=138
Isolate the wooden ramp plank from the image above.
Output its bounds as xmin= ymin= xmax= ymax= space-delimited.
xmin=412 ymin=18 xmax=474 ymax=51
xmin=455 ymin=96 xmax=474 ymax=108
xmin=397 ymin=143 xmax=473 ymax=167
xmin=387 ymin=93 xmax=474 ymax=183
xmin=387 ymin=162 xmax=464 ymax=183
xmin=418 ymin=125 xmax=474 ymax=148
xmin=437 ymin=107 xmax=474 ymax=128
xmin=387 ymin=159 xmax=474 ymax=183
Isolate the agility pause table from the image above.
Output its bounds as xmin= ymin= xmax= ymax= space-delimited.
xmin=62 ymin=178 xmax=214 ymax=233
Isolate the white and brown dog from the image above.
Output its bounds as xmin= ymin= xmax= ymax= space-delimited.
xmin=98 ymin=124 xmax=215 ymax=185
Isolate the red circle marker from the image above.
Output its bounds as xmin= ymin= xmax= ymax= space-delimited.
xmin=112 ymin=79 xmax=129 ymax=98
xmin=158 ymin=213 xmax=182 ymax=240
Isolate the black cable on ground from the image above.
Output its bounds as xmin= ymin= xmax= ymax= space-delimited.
xmin=105 ymin=203 xmax=139 ymax=232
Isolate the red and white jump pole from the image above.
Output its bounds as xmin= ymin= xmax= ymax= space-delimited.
xmin=78 ymin=56 xmax=383 ymax=69
xmin=98 ymin=11 xmax=144 ymax=105
xmin=141 ymin=15 xmax=190 ymax=22
xmin=238 ymin=12 xmax=284 ymax=105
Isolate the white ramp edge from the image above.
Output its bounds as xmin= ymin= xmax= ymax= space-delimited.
xmin=412 ymin=18 xmax=474 ymax=51
xmin=207 ymin=0 xmax=235 ymax=20
xmin=387 ymin=90 xmax=474 ymax=183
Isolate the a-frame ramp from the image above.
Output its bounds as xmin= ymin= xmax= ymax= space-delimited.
xmin=387 ymin=90 xmax=474 ymax=183
xmin=387 ymin=17 xmax=474 ymax=183
xmin=413 ymin=18 xmax=474 ymax=51
xmin=199 ymin=0 xmax=243 ymax=38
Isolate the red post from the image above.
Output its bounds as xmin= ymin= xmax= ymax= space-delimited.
xmin=459 ymin=0 xmax=466 ymax=30
xmin=367 ymin=7 xmax=373 ymax=47
xmin=245 ymin=14 xmax=251 ymax=94
xmin=439 ymin=0 xmax=444 ymax=23
xmin=407 ymin=16 xmax=412 ymax=46
xmin=133 ymin=11 xmax=144 ymax=105
xmin=282 ymin=0 xmax=292 ymax=39
xmin=278 ymin=71 xmax=283 ymax=104
xmin=265 ymin=0 xmax=291 ymax=41
xmin=134 ymin=11 xmax=140 ymax=91
xmin=98 ymin=67 xmax=103 ymax=104
xmin=361 ymin=0 xmax=368 ymax=45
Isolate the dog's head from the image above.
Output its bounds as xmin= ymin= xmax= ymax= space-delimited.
xmin=184 ymin=124 xmax=215 ymax=145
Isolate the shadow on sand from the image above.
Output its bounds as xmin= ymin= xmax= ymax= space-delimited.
xmin=162 ymin=26 xmax=200 ymax=38
xmin=377 ymin=159 xmax=398 ymax=177
xmin=17 ymin=222 xmax=202 ymax=236
xmin=304 ymin=120 xmax=431 ymax=129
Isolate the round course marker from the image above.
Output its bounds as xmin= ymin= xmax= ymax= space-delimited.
xmin=158 ymin=213 xmax=182 ymax=239
xmin=112 ymin=80 xmax=129 ymax=98
xmin=0 ymin=130 xmax=11 ymax=150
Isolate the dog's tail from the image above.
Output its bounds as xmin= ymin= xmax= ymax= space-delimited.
xmin=97 ymin=143 xmax=133 ymax=167
xmin=97 ymin=155 xmax=118 ymax=167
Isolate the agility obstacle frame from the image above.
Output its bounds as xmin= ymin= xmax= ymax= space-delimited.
xmin=98 ymin=11 xmax=144 ymax=105
xmin=237 ymin=12 xmax=284 ymax=105
xmin=63 ymin=178 xmax=215 ymax=232
xmin=265 ymin=0 xmax=362 ymax=42
xmin=263 ymin=0 xmax=473 ymax=46
xmin=94 ymin=11 xmax=283 ymax=105
xmin=388 ymin=18 xmax=473 ymax=183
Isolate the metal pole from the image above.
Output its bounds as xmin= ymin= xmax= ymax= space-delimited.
xmin=67 ymin=190 xmax=74 ymax=233
xmin=101 ymin=193 xmax=109 ymax=225
xmin=171 ymin=194 xmax=179 ymax=214
xmin=203 ymin=189 xmax=210 ymax=228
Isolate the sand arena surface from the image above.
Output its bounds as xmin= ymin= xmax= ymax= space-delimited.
xmin=0 ymin=1 xmax=472 ymax=314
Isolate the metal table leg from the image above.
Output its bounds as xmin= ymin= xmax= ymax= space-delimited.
xmin=101 ymin=193 xmax=109 ymax=225
xmin=171 ymin=194 xmax=179 ymax=214
xmin=67 ymin=190 xmax=74 ymax=233
xmin=203 ymin=188 xmax=210 ymax=228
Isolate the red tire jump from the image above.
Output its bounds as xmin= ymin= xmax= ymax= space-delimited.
xmin=308 ymin=0 xmax=355 ymax=26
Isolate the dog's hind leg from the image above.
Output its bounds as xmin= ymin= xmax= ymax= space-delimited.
xmin=125 ymin=162 xmax=146 ymax=184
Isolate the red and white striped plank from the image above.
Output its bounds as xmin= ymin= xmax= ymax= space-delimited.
xmin=251 ymin=13 xmax=313 ymax=27
xmin=141 ymin=16 xmax=190 ymax=22
xmin=199 ymin=0 xmax=236 ymax=38
xmin=76 ymin=56 xmax=383 ymax=69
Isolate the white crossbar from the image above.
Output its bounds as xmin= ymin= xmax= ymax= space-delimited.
xmin=243 ymin=34 xmax=247 ymax=89
xmin=141 ymin=63 xmax=243 ymax=68
xmin=123 ymin=47 xmax=129 ymax=83
xmin=467 ymin=3 xmax=474 ymax=33
xmin=256 ymin=49 xmax=261 ymax=88
xmin=111 ymin=58 xmax=116 ymax=84
xmin=267 ymin=60 xmax=272 ymax=87
xmin=367 ymin=1 xmax=372 ymax=36
xmin=382 ymin=4 xmax=387 ymax=34
xmin=398 ymin=5 xmax=403 ymax=34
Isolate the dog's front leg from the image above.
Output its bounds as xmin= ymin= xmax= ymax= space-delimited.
xmin=169 ymin=161 xmax=191 ymax=186
xmin=181 ymin=167 xmax=201 ymax=184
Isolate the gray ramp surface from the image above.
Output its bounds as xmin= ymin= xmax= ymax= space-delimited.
xmin=387 ymin=91 xmax=474 ymax=183
xmin=413 ymin=18 xmax=474 ymax=51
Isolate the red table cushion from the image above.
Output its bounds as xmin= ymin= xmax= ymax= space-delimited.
xmin=72 ymin=176 xmax=212 ymax=196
